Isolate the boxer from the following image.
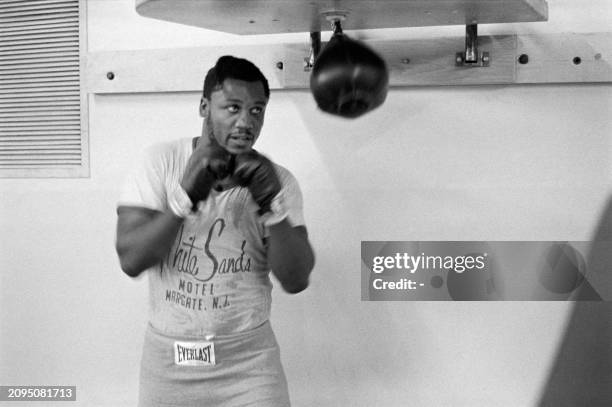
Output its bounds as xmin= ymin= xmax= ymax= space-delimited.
xmin=116 ymin=56 xmax=315 ymax=407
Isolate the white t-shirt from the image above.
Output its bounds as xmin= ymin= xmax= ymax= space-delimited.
xmin=118 ymin=137 xmax=305 ymax=337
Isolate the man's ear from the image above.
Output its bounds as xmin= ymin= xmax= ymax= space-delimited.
xmin=199 ymin=98 xmax=209 ymax=117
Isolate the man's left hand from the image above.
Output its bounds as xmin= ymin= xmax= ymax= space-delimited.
xmin=233 ymin=151 xmax=281 ymax=213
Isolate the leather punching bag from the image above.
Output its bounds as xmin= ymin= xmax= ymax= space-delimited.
xmin=310 ymin=30 xmax=389 ymax=119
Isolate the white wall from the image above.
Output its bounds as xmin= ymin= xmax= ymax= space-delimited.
xmin=1 ymin=1 xmax=611 ymax=406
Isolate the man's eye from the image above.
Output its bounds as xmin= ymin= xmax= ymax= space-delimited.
xmin=250 ymin=107 xmax=263 ymax=115
xmin=227 ymin=105 xmax=240 ymax=113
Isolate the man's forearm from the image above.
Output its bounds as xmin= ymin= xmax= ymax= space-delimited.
xmin=267 ymin=221 xmax=315 ymax=293
xmin=116 ymin=208 xmax=184 ymax=277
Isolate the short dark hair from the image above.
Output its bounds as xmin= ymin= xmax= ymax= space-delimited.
xmin=203 ymin=55 xmax=270 ymax=99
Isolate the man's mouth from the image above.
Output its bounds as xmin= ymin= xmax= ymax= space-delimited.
xmin=228 ymin=133 xmax=253 ymax=146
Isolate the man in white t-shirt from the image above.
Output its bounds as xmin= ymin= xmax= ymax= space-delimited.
xmin=115 ymin=55 xmax=315 ymax=407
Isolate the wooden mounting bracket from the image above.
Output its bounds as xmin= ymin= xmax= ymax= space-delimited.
xmin=86 ymin=32 xmax=612 ymax=94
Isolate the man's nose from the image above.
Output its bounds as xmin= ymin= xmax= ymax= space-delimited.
xmin=235 ymin=110 xmax=253 ymax=130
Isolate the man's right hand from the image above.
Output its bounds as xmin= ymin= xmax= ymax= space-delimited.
xmin=181 ymin=137 xmax=232 ymax=208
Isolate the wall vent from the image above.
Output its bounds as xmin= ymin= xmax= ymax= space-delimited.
xmin=0 ymin=0 xmax=88 ymax=178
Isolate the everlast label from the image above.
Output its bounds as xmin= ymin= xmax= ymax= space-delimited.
xmin=174 ymin=341 xmax=216 ymax=366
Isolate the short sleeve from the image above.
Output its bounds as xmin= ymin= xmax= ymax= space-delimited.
xmin=275 ymin=165 xmax=305 ymax=227
xmin=117 ymin=145 xmax=167 ymax=211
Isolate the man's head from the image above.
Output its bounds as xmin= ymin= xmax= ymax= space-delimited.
xmin=200 ymin=56 xmax=270 ymax=154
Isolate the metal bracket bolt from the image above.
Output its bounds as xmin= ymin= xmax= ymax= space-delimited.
xmin=456 ymin=24 xmax=490 ymax=67
xmin=304 ymin=31 xmax=321 ymax=71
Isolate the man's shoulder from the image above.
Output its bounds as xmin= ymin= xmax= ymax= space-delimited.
xmin=271 ymin=161 xmax=292 ymax=176
xmin=142 ymin=137 xmax=192 ymax=161
xmin=271 ymin=162 xmax=298 ymax=183
xmin=270 ymin=161 xmax=303 ymax=195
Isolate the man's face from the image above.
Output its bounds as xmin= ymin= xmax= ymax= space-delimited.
xmin=201 ymin=78 xmax=268 ymax=155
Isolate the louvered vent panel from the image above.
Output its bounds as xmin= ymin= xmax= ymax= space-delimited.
xmin=0 ymin=0 xmax=86 ymax=177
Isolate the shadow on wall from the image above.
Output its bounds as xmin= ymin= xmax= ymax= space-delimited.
xmin=537 ymin=196 xmax=612 ymax=407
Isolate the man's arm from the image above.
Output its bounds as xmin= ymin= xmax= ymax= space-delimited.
xmin=116 ymin=137 xmax=231 ymax=277
xmin=232 ymin=151 xmax=315 ymax=294
xmin=267 ymin=221 xmax=315 ymax=294
xmin=115 ymin=206 xmax=183 ymax=277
